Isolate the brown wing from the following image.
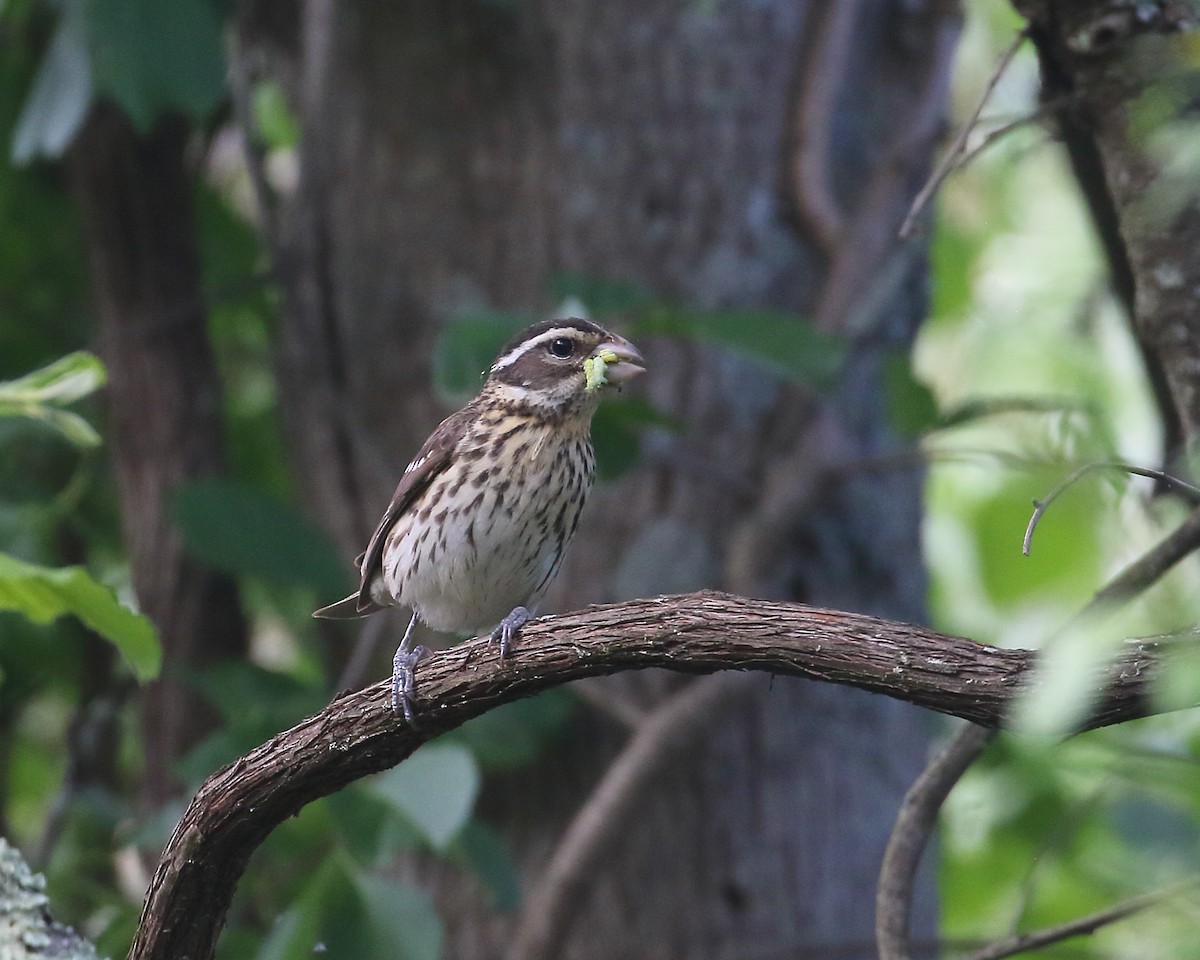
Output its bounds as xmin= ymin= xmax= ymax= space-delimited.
xmin=351 ymin=406 xmax=472 ymax=612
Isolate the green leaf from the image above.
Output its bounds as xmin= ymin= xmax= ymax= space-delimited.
xmin=883 ymin=353 xmax=939 ymax=436
xmin=634 ymin=307 xmax=846 ymax=388
xmin=10 ymin=0 xmax=93 ymax=165
xmin=449 ymin=688 xmax=577 ymax=770
xmin=452 ymin=821 xmax=521 ymax=910
xmin=352 ymin=871 xmax=443 ymax=960
xmin=326 ymin=787 xmax=421 ymax=866
xmin=1008 ymin=605 xmax=1140 ymax=736
xmin=0 ymin=356 xmax=104 ymax=446
xmin=258 ymin=860 xmax=442 ymax=960
xmin=0 ymin=351 xmax=106 ymax=405
xmin=548 ymin=273 xmax=656 ymax=316
xmin=591 ymin=398 xmax=678 ymax=482
xmin=0 ymin=352 xmax=106 ymax=447
xmin=368 ymin=743 xmax=480 ymax=850
xmin=87 ymin=0 xmax=226 ymax=130
xmin=433 ymin=311 xmax=529 ymax=400
xmin=172 ymin=479 xmax=349 ymax=593
xmin=0 ymin=551 xmax=160 ymax=680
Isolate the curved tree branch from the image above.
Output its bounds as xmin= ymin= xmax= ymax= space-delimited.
xmin=129 ymin=590 xmax=1194 ymax=960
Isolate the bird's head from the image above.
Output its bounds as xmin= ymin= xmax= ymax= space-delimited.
xmin=484 ymin=318 xmax=646 ymax=419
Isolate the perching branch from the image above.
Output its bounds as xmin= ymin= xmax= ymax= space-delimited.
xmin=128 ymin=590 xmax=1196 ymax=960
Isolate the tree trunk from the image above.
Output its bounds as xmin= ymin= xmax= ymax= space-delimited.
xmin=68 ymin=107 xmax=248 ymax=807
xmin=254 ymin=0 xmax=956 ymax=954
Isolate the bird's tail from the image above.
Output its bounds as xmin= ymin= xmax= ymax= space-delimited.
xmin=312 ymin=591 xmax=387 ymax=619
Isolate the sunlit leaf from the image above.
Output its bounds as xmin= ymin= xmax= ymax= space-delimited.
xmin=172 ymin=479 xmax=349 ymax=593
xmin=1008 ymin=604 xmax=1140 ymax=736
xmin=0 ymin=551 xmax=159 ymax=680
xmin=0 ymin=352 xmax=106 ymax=447
xmin=0 ymin=351 xmax=106 ymax=405
xmin=252 ymin=80 xmax=299 ymax=149
xmin=368 ymin=743 xmax=480 ymax=850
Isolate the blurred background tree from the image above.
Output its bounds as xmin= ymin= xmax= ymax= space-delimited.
xmin=2 ymin=0 xmax=1199 ymax=958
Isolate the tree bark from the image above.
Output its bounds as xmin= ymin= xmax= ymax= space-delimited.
xmin=68 ymin=106 xmax=247 ymax=807
xmin=126 ymin=591 xmax=1197 ymax=960
xmin=249 ymin=0 xmax=957 ymax=954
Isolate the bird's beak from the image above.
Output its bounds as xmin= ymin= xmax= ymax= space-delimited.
xmin=592 ymin=335 xmax=647 ymax=386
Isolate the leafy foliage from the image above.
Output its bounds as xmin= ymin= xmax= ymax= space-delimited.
xmin=173 ymin=479 xmax=349 ymax=595
xmin=11 ymin=0 xmax=226 ymax=164
xmin=0 ymin=353 xmax=158 ymax=680
xmin=0 ymin=350 xmax=105 ymax=447
xmin=0 ymin=551 xmax=159 ymax=680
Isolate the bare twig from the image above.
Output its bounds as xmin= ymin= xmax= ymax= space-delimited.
xmin=507 ymin=673 xmax=757 ymax=960
xmin=957 ymin=876 xmax=1200 ymax=960
xmin=876 ymin=723 xmax=996 ymax=960
xmin=1083 ymin=505 xmax=1200 ymax=611
xmin=1024 ymin=461 xmax=1200 ymax=556
xmin=899 ymin=27 xmax=1029 ymax=239
xmin=950 ymin=95 xmax=1072 ymax=173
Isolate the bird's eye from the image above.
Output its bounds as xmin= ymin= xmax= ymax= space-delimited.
xmin=548 ymin=337 xmax=575 ymax=359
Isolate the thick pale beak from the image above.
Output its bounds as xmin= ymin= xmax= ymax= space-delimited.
xmin=593 ymin=335 xmax=646 ymax=385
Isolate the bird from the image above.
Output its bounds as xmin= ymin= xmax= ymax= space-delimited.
xmin=314 ymin=318 xmax=646 ymax=721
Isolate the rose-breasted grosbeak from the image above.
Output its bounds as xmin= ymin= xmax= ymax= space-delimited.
xmin=314 ymin=318 xmax=646 ymax=720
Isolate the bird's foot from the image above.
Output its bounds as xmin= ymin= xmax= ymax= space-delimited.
xmin=490 ymin=606 xmax=531 ymax=661
xmin=391 ymin=643 xmax=430 ymax=723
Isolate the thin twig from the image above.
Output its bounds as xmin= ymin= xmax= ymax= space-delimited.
xmin=507 ymin=673 xmax=758 ymax=960
xmin=876 ymin=723 xmax=996 ymax=960
xmin=957 ymin=876 xmax=1200 ymax=960
xmin=1024 ymin=461 xmax=1200 ymax=556
xmin=899 ymin=26 xmax=1029 ymax=239
xmin=952 ymin=95 xmax=1073 ymax=173
xmin=1083 ymin=505 xmax=1200 ymax=611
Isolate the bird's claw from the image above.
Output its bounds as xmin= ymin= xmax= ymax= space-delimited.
xmin=391 ymin=643 xmax=429 ymax=722
xmin=490 ymin=606 xmax=531 ymax=660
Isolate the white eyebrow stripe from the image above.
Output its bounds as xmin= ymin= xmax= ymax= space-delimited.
xmin=490 ymin=328 xmax=589 ymax=372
